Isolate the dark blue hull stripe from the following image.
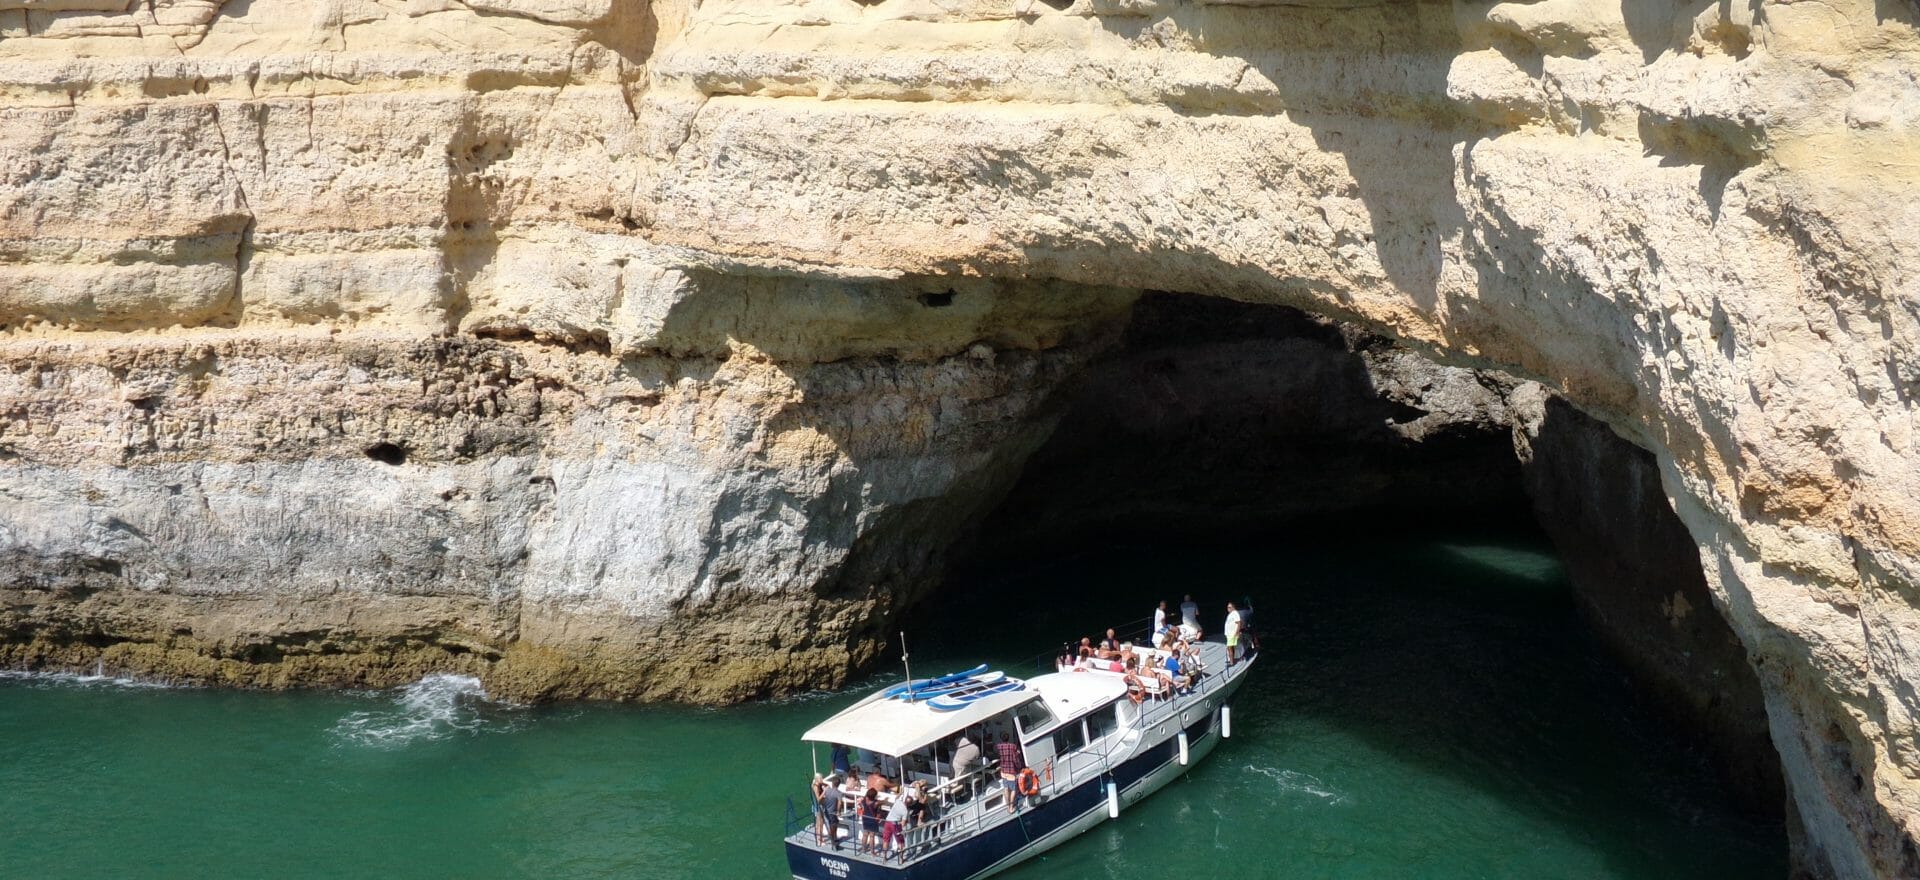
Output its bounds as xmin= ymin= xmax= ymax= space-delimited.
xmin=787 ymin=733 xmax=1198 ymax=880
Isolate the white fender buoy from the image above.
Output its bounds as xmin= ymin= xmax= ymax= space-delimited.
xmin=1178 ymin=730 xmax=1190 ymax=766
xmin=1106 ymin=778 xmax=1120 ymax=818
xmin=1222 ymin=704 xmax=1232 ymax=739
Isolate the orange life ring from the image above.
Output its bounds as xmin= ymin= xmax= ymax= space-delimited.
xmin=1017 ymin=767 xmax=1041 ymax=797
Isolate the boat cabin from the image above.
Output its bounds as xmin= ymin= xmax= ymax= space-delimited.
xmin=800 ymin=671 xmax=1135 ymax=836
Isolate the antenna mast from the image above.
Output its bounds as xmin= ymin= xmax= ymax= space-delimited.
xmin=900 ymin=632 xmax=916 ymax=703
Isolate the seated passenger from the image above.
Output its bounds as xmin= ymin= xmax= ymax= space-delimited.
xmin=1122 ymin=655 xmax=1148 ymax=704
xmin=1143 ymin=653 xmax=1173 ymax=693
xmin=1181 ymin=641 xmax=1206 ymax=678
xmin=1098 ymin=628 xmax=1122 ymax=659
xmin=1077 ymin=637 xmax=1096 ymax=661
xmin=1164 ymin=652 xmax=1191 ymax=693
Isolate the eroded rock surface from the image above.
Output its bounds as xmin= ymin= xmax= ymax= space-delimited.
xmin=2 ymin=1 xmax=1918 ymax=875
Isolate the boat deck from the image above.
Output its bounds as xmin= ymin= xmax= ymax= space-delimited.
xmin=785 ymin=636 xmax=1255 ymax=872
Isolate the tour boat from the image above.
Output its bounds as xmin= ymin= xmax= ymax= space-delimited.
xmin=784 ymin=630 xmax=1255 ymax=880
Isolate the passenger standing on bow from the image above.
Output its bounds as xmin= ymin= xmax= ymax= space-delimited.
xmin=1225 ymin=601 xmax=1244 ymax=666
xmin=996 ymin=733 xmax=1026 ymax=815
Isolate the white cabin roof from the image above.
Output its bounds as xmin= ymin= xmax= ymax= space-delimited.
xmin=1029 ymin=672 xmax=1126 ymax=724
xmin=802 ymin=684 xmax=1037 ymax=757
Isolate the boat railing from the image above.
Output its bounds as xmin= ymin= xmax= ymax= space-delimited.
xmin=785 ymin=761 xmax=1016 ymax=857
xmin=786 ymin=773 xmax=1030 ymax=865
xmin=1023 ymin=615 xmax=1156 ymax=673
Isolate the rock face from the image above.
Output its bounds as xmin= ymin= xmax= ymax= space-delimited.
xmin=2 ymin=0 xmax=1919 ymax=876
xmin=1511 ymin=389 xmax=1785 ymax=811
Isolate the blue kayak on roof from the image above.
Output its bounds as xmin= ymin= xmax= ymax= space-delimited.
xmin=926 ymin=679 xmax=1025 ymax=711
xmin=883 ymin=663 xmax=989 ymax=700
xmin=896 ymin=671 xmax=1005 ymax=701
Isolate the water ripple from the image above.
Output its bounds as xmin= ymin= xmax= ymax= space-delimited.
xmin=1246 ymin=764 xmax=1349 ymax=805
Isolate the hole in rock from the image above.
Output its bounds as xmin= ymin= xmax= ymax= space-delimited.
xmin=918 ymin=290 xmax=956 ymax=308
xmin=895 ymin=292 xmax=1788 ymax=876
xmin=363 ymin=442 xmax=408 ymax=466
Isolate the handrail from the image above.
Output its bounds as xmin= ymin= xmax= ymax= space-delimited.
xmin=1024 ymin=615 xmax=1156 ymax=672
xmin=790 ymin=771 xmax=1018 ymax=865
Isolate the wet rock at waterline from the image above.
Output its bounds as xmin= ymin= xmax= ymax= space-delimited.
xmin=2 ymin=1 xmax=1919 ymax=877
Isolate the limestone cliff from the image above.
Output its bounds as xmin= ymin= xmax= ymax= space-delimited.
xmin=2 ymin=0 xmax=1918 ymax=876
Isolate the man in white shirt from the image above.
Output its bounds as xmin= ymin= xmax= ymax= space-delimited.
xmin=1153 ymin=600 xmax=1168 ymax=635
xmin=1224 ymin=601 xmax=1243 ymax=666
xmin=883 ymin=788 xmax=912 ymax=859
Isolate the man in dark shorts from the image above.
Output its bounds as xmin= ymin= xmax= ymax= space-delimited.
xmin=820 ymin=774 xmax=845 ymax=850
xmin=996 ymin=733 xmax=1025 ymax=815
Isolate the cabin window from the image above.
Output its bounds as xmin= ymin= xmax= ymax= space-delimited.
xmin=1052 ymin=720 xmax=1088 ymax=756
xmin=1087 ymin=704 xmax=1120 ymax=742
xmin=1013 ymin=701 xmax=1056 ymax=737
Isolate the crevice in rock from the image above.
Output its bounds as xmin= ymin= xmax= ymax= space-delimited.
xmin=363 ymin=442 xmax=408 ymax=466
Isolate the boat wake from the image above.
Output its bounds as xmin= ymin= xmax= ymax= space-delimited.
xmin=1246 ymin=764 xmax=1349 ymax=805
xmin=330 ymin=674 xmax=513 ymax=748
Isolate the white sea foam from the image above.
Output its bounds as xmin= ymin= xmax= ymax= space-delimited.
xmin=1246 ymin=764 xmax=1349 ymax=805
xmin=330 ymin=674 xmax=508 ymax=748
xmin=0 ymin=667 xmax=178 ymax=690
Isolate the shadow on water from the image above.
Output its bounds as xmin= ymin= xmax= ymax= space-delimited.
xmin=907 ymin=518 xmax=1787 ymax=880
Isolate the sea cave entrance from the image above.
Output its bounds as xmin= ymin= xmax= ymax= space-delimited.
xmin=901 ymin=293 xmax=1791 ymax=878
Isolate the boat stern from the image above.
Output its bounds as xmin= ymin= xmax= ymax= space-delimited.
xmin=786 ymin=840 xmax=905 ymax=880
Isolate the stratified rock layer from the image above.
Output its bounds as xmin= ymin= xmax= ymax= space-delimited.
xmin=2 ymin=1 xmax=1918 ymax=876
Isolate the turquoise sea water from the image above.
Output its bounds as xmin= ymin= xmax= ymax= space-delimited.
xmin=0 ymin=529 xmax=1785 ymax=879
